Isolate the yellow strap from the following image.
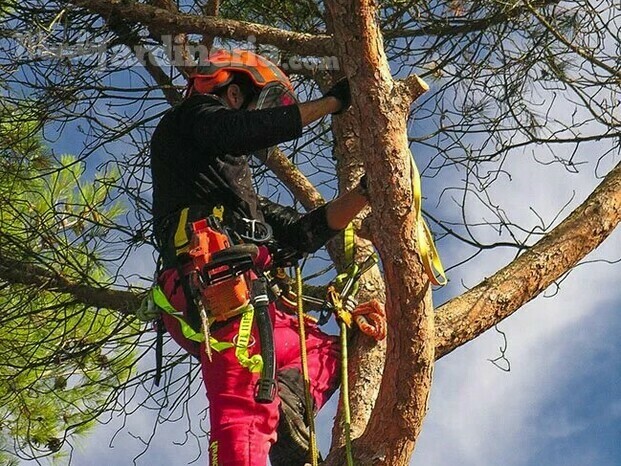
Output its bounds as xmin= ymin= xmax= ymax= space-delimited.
xmin=151 ymin=286 xmax=261 ymax=371
xmin=233 ymin=306 xmax=263 ymax=373
xmin=173 ymin=207 xmax=190 ymax=255
xmin=409 ymin=153 xmax=447 ymax=286
xmin=343 ymin=222 xmax=355 ymax=266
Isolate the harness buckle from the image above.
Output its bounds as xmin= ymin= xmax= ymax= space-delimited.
xmin=238 ymin=218 xmax=273 ymax=243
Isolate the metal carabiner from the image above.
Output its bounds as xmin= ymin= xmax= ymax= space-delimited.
xmin=238 ymin=218 xmax=273 ymax=243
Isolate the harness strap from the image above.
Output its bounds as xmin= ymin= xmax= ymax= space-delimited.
xmin=151 ymin=285 xmax=262 ymax=372
xmin=409 ymin=153 xmax=447 ymax=285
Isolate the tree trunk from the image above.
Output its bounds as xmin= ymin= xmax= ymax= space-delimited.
xmin=329 ymin=104 xmax=388 ymax=448
xmin=325 ymin=0 xmax=435 ymax=463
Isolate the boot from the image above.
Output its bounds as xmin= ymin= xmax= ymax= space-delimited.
xmin=269 ymin=368 xmax=322 ymax=466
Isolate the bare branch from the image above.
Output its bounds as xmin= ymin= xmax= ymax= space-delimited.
xmin=382 ymin=0 xmax=560 ymax=40
xmin=257 ymin=147 xmax=325 ymax=210
xmin=435 ymin=162 xmax=621 ymax=359
xmin=0 ymin=256 xmax=142 ymax=315
xmin=71 ymin=0 xmax=333 ymax=56
xmin=524 ymin=0 xmax=621 ymax=81
xmin=105 ymin=14 xmax=183 ymax=105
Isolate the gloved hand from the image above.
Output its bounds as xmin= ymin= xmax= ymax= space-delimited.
xmin=323 ymin=78 xmax=351 ymax=114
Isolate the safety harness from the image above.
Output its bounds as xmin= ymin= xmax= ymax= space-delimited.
xmin=144 ymin=206 xmax=277 ymax=402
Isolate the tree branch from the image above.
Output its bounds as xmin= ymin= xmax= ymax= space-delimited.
xmin=382 ymin=0 xmax=561 ymax=40
xmin=524 ymin=0 xmax=621 ymax=80
xmin=434 ymin=161 xmax=621 ymax=359
xmin=71 ymin=0 xmax=333 ymax=56
xmin=200 ymin=0 xmax=221 ymax=49
xmin=105 ymin=13 xmax=183 ymax=105
xmin=257 ymin=147 xmax=325 ymax=210
xmin=0 ymin=256 xmax=141 ymax=314
xmin=147 ymin=0 xmax=194 ymax=78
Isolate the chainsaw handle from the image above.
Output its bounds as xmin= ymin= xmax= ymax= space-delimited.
xmin=209 ymin=243 xmax=259 ymax=264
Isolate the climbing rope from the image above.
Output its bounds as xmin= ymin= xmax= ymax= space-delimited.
xmin=295 ymin=264 xmax=319 ymax=466
xmin=335 ymin=224 xmax=365 ymax=466
xmin=340 ymin=318 xmax=354 ymax=466
xmin=330 ymin=271 xmax=355 ymax=466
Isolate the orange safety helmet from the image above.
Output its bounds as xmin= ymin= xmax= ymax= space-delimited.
xmin=188 ymin=49 xmax=294 ymax=96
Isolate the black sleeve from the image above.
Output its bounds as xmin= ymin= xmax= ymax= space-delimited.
xmin=259 ymin=196 xmax=342 ymax=254
xmin=177 ymin=95 xmax=303 ymax=156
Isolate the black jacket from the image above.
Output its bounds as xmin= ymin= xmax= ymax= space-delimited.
xmin=150 ymin=94 xmax=339 ymax=259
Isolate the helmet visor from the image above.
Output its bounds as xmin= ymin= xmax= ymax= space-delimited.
xmin=255 ymin=81 xmax=297 ymax=109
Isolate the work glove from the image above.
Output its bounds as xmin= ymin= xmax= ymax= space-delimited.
xmin=323 ymin=78 xmax=351 ymax=114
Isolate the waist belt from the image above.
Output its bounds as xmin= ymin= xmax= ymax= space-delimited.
xmin=156 ymin=205 xmax=272 ymax=270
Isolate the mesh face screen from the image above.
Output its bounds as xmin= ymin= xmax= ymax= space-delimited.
xmin=255 ymin=82 xmax=298 ymax=110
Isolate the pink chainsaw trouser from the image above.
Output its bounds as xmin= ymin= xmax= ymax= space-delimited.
xmin=158 ymin=269 xmax=340 ymax=466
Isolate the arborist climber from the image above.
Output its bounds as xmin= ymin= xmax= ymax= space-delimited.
xmin=149 ymin=49 xmax=371 ymax=466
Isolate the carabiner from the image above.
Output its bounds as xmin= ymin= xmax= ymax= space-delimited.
xmin=238 ymin=218 xmax=273 ymax=243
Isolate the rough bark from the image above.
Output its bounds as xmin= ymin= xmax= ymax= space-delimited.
xmin=325 ymin=0 xmax=435 ymax=463
xmin=71 ymin=0 xmax=333 ymax=56
xmin=325 ymin=78 xmax=388 ymax=448
xmin=434 ymin=161 xmax=621 ymax=359
xmin=200 ymin=0 xmax=221 ymax=49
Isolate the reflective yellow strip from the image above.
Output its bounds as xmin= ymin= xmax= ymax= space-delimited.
xmin=174 ymin=207 xmax=190 ymax=255
xmin=152 ymin=285 xmax=204 ymax=342
xmin=234 ymin=306 xmax=263 ymax=373
xmin=151 ymin=286 xmax=257 ymax=361
xmin=410 ymin=153 xmax=447 ymax=286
